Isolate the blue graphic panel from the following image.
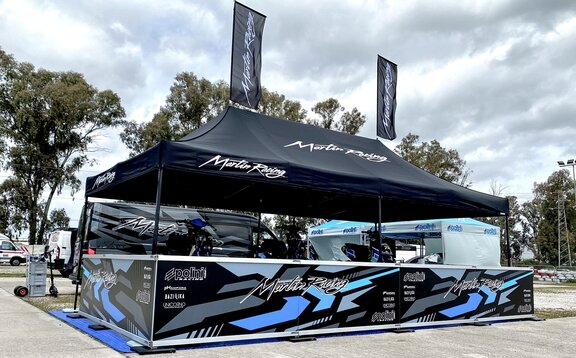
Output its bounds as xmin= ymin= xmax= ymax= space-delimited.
xmin=152 ymin=262 xmax=401 ymax=340
xmin=80 ymin=257 xmax=155 ymax=340
xmin=440 ymin=293 xmax=482 ymax=318
xmin=230 ymin=296 xmax=310 ymax=330
xmin=400 ymin=267 xmax=534 ymax=323
xmin=308 ymin=285 xmax=336 ymax=312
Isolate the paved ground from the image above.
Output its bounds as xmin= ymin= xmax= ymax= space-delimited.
xmin=1 ymin=266 xmax=576 ymax=357
xmin=0 ymin=275 xmax=123 ymax=357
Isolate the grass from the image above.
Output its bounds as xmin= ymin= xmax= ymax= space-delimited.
xmin=534 ymin=281 xmax=576 ymax=292
xmin=532 ymin=282 xmax=576 ymax=319
xmin=534 ymin=309 xmax=576 ymax=319
xmin=23 ymin=293 xmax=79 ymax=312
xmin=0 ymin=272 xmax=26 ymax=278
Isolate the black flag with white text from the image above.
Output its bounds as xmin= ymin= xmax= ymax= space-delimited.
xmin=377 ymin=55 xmax=398 ymax=140
xmin=230 ymin=2 xmax=266 ymax=109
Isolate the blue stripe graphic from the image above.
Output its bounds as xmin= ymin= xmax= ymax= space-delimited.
xmin=94 ymin=279 xmax=102 ymax=301
xmin=499 ymin=271 xmax=532 ymax=291
xmin=230 ymin=296 xmax=310 ymax=331
xmin=440 ymin=293 xmax=482 ymax=318
xmin=101 ymin=289 xmax=125 ymax=322
xmin=341 ymin=268 xmax=399 ymax=293
xmin=307 ymin=285 xmax=336 ymax=312
xmin=480 ymin=286 xmax=497 ymax=304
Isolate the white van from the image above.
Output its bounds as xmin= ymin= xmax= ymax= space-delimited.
xmin=0 ymin=234 xmax=28 ymax=266
xmin=47 ymin=229 xmax=77 ymax=277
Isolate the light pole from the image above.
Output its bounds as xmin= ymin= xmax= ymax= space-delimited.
xmin=558 ymin=159 xmax=576 ymax=204
xmin=557 ymin=159 xmax=575 ymax=267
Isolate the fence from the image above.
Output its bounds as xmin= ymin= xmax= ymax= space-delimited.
xmin=516 ymin=264 xmax=576 ymax=283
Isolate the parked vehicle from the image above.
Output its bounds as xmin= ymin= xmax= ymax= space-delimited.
xmin=394 ymin=243 xmax=424 ymax=262
xmin=405 ymin=252 xmax=443 ymax=264
xmin=74 ymin=202 xmax=284 ymax=259
xmin=46 ymin=229 xmax=77 ymax=277
xmin=0 ymin=234 xmax=28 ymax=266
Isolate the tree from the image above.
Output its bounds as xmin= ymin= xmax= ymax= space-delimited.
xmin=478 ymin=181 xmax=525 ymax=264
xmin=0 ymin=48 xmax=126 ymax=244
xmin=121 ymin=112 xmax=173 ymax=157
xmin=273 ymin=215 xmax=319 ymax=236
xmin=308 ymin=98 xmax=343 ymax=129
xmin=519 ymin=200 xmax=542 ymax=259
xmin=337 ymin=107 xmax=366 ymax=135
xmin=307 ymin=98 xmax=366 ymax=135
xmin=47 ymin=208 xmax=71 ymax=232
xmin=260 ymin=88 xmax=307 ymax=122
xmin=527 ymin=170 xmax=576 ymax=264
xmin=394 ymin=133 xmax=472 ymax=186
xmin=0 ymin=181 xmax=27 ymax=239
xmin=121 ymin=72 xmax=229 ymax=156
xmin=481 ymin=195 xmax=522 ymax=264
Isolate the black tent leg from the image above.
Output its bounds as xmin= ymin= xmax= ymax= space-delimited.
xmin=505 ymin=214 xmax=511 ymax=267
xmin=73 ymin=199 xmax=89 ymax=311
xmin=377 ymin=196 xmax=383 ymax=262
xmin=152 ymin=167 xmax=164 ymax=255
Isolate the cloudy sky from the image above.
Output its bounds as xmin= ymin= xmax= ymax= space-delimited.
xmin=1 ymin=0 xmax=575 ymax=226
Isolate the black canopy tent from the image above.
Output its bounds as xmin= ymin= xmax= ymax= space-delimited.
xmin=84 ymin=106 xmax=511 ymax=263
xmin=86 ymin=106 xmax=508 ymax=224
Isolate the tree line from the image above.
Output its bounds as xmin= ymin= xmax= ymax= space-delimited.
xmin=0 ymin=47 xmax=572 ymax=266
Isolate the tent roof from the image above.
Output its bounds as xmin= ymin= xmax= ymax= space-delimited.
xmin=86 ymin=106 xmax=508 ymax=222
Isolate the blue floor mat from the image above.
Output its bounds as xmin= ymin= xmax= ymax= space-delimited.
xmin=49 ymin=310 xmax=133 ymax=353
xmin=50 ymin=309 xmax=513 ymax=354
xmin=48 ymin=310 xmax=283 ymax=353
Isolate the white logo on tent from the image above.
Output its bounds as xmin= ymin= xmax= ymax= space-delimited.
xmin=284 ymin=141 xmax=388 ymax=163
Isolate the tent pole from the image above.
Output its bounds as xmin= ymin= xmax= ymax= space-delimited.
xmin=420 ymin=234 xmax=424 ymax=259
xmin=256 ymin=203 xmax=262 ymax=258
xmin=73 ymin=198 xmax=89 ymax=311
xmin=152 ymin=167 xmax=164 ymax=255
xmin=378 ymin=196 xmax=382 ymax=263
xmin=505 ymin=214 xmax=511 ymax=267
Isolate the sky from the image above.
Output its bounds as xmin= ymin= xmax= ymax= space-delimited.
xmin=1 ymin=0 xmax=576 ymax=229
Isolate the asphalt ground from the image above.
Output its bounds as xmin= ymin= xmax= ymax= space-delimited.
xmin=1 ymin=266 xmax=575 ymax=357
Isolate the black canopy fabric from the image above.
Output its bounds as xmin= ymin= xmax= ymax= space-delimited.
xmin=86 ymin=106 xmax=508 ymax=222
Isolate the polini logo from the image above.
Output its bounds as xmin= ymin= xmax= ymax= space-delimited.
xmin=403 ymin=271 xmax=425 ymax=282
xmin=415 ymin=223 xmax=436 ymax=231
xmin=447 ymin=225 xmax=463 ymax=232
xmin=518 ymin=304 xmax=532 ymax=313
xmin=343 ymin=227 xmax=357 ymax=234
xmin=165 ymin=267 xmax=207 ymax=281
